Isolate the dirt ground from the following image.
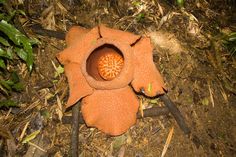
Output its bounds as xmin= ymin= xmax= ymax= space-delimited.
xmin=0 ymin=0 xmax=236 ymax=157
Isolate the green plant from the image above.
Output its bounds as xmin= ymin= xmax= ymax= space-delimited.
xmin=222 ymin=32 xmax=236 ymax=56
xmin=136 ymin=13 xmax=145 ymax=22
xmin=0 ymin=1 xmax=37 ymax=107
xmin=0 ymin=20 xmax=35 ymax=71
xmin=177 ymin=0 xmax=184 ymax=7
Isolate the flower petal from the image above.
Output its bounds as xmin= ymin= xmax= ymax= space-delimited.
xmin=57 ymin=26 xmax=100 ymax=65
xmin=131 ymin=37 xmax=166 ymax=97
xmin=65 ymin=26 xmax=89 ymax=47
xmin=81 ymin=86 xmax=139 ymax=136
xmin=99 ymin=25 xmax=141 ymax=45
xmin=64 ymin=63 xmax=94 ymax=108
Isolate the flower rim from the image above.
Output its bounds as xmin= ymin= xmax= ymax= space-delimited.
xmin=81 ymin=38 xmax=134 ymax=90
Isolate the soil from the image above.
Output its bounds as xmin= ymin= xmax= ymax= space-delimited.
xmin=0 ymin=0 xmax=236 ymax=157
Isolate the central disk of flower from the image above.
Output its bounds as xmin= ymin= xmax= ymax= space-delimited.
xmin=97 ymin=52 xmax=124 ymax=80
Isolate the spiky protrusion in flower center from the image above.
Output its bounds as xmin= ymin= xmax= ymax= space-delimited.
xmin=98 ymin=52 xmax=124 ymax=80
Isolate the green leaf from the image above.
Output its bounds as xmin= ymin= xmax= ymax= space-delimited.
xmin=222 ymin=32 xmax=236 ymax=56
xmin=0 ymin=48 xmax=6 ymax=57
xmin=16 ymin=10 xmax=26 ymax=16
xmin=22 ymin=130 xmax=40 ymax=144
xmin=0 ymin=80 xmax=14 ymax=91
xmin=6 ymin=48 xmax=13 ymax=59
xmin=0 ymin=59 xmax=6 ymax=69
xmin=6 ymin=10 xmax=16 ymax=22
xmin=0 ymin=0 xmax=6 ymax=4
xmin=11 ymin=71 xmax=20 ymax=83
xmin=0 ymin=48 xmax=8 ymax=59
xmin=0 ymin=20 xmax=34 ymax=71
xmin=54 ymin=65 xmax=64 ymax=78
xmin=15 ymin=47 xmax=27 ymax=61
xmin=24 ymin=41 xmax=34 ymax=72
xmin=12 ymin=82 xmax=24 ymax=91
xmin=0 ymin=100 xmax=17 ymax=108
xmin=176 ymin=0 xmax=184 ymax=7
xmin=41 ymin=109 xmax=50 ymax=119
xmin=52 ymin=80 xmax=58 ymax=83
xmin=132 ymin=1 xmax=141 ymax=6
xmin=0 ymin=36 xmax=10 ymax=46
xmin=29 ymin=38 xmax=41 ymax=45
xmin=0 ymin=13 xmax=5 ymax=20
xmin=149 ymin=98 xmax=158 ymax=104
xmin=0 ymin=48 xmax=13 ymax=59
xmin=0 ymin=13 xmax=14 ymax=22
xmin=0 ymin=21 xmax=20 ymax=44
xmin=0 ymin=72 xmax=23 ymax=93
xmin=136 ymin=13 xmax=145 ymax=22
xmin=201 ymin=97 xmax=209 ymax=106
xmin=228 ymin=34 xmax=236 ymax=41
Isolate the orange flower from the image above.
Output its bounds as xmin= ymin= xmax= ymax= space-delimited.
xmin=57 ymin=25 xmax=166 ymax=136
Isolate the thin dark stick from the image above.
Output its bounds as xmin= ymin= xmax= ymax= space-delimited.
xmin=71 ymin=102 xmax=80 ymax=157
xmin=62 ymin=114 xmax=85 ymax=124
xmin=30 ymin=24 xmax=66 ymax=40
xmin=159 ymin=94 xmax=201 ymax=148
xmin=62 ymin=106 xmax=169 ymax=124
xmin=160 ymin=94 xmax=191 ymax=135
xmin=137 ymin=106 xmax=169 ymax=118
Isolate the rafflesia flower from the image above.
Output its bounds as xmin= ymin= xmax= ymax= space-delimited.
xmin=57 ymin=25 xmax=166 ymax=136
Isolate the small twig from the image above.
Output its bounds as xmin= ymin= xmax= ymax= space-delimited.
xmin=71 ymin=102 xmax=80 ymax=157
xmin=28 ymin=141 xmax=47 ymax=152
xmin=139 ymin=98 xmax=144 ymax=118
xmin=4 ymin=107 xmax=12 ymax=119
xmin=19 ymin=121 xmax=30 ymax=142
xmin=161 ymin=126 xmax=174 ymax=157
xmin=208 ymin=81 xmax=215 ymax=108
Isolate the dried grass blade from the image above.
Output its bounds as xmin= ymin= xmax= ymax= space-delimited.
xmin=161 ymin=126 xmax=174 ymax=157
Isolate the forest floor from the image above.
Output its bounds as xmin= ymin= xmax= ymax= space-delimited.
xmin=0 ymin=0 xmax=236 ymax=157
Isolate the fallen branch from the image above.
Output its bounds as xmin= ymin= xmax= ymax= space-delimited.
xmin=62 ymin=106 xmax=170 ymax=124
xmin=30 ymin=24 xmax=65 ymax=40
xmin=160 ymin=94 xmax=201 ymax=148
xmin=160 ymin=95 xmax=191 ymax=135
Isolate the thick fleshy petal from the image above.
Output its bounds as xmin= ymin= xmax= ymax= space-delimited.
xmin=65 ymin=26 xmax=89 ymax=47
xmin=57 ymin=26 xmax=100 ymax=65
xmin=64 ymin=63 xmax=94 ymax=108
xmin=100 ymin=25 xmax=141 ymax=45
xmin=131 ymin=37 xmax=166 ymax=97
xmin=81 ymin=86 xmax=139 ymax=136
